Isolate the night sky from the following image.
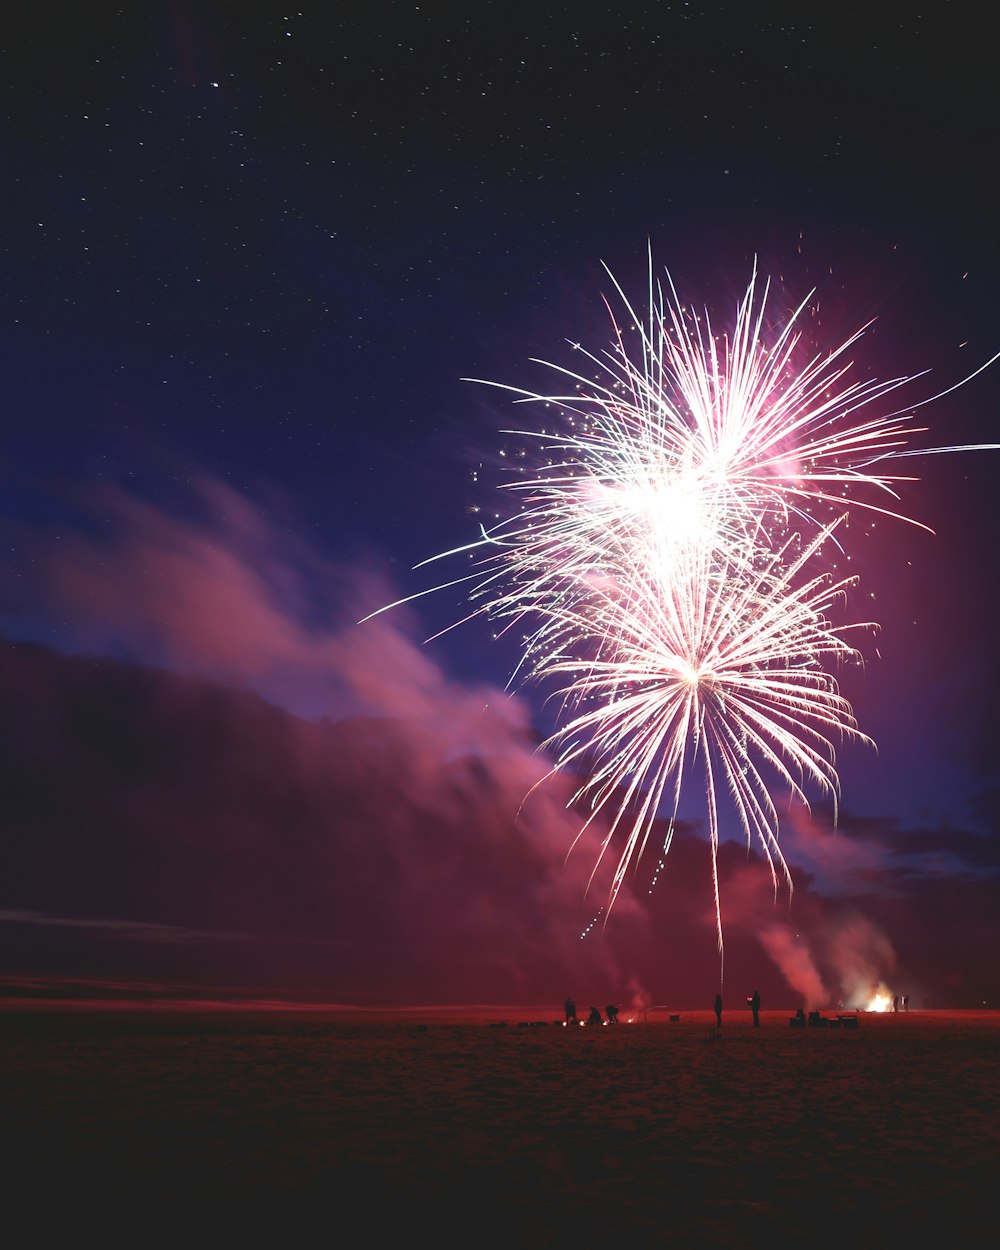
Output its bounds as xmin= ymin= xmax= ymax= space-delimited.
xmin=1 ymin=4 xmax=998 ymax=1010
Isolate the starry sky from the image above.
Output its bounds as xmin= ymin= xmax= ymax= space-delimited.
xmin=1 ymin=4 xmax=998 ymax=1010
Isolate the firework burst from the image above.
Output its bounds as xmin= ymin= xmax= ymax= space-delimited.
xmin=367 ymin=254 xmax=997 ymax=961
xmin=534 ymin=517 xmax=874 ymax=955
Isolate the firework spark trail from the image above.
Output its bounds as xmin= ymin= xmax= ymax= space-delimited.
xmin=524 ymin=516 xmax=873 ymax=955
xmin=469 ymin=259 xmax=935 ymax=569
xmin=364 ymin=254 xmax=998 ymax=965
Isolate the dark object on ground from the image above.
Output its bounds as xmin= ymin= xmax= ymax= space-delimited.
xmin=802 ymin=1011 xmax=861 ymax=1029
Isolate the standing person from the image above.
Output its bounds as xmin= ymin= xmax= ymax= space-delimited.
xmin=714 ymin=993 xmax=722 ymax=1028
xmin=564 ymin=996 xmax=577 ymax=1026
xmin=748 ymin=989 xmax=761 ymax=1027
xmin=606 ymin=1004 xmax=619 ymax=1024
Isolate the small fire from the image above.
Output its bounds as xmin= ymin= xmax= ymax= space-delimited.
xmin=864 ymin=981 xmax=895 ymax=1012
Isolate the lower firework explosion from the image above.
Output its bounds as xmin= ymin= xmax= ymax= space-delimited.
xmin=369 ymin=254 xmax=998 ymax=963
xmin=537 ymin=517 xmax=874 ymax=954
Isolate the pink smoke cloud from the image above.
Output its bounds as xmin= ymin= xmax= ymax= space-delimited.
xmin=1 ymin=477 xmax=669 ymax=1001
xmin=820 ymin=912 xmax=897 ymax=1009
xmin=1 ymin=473 xmax=994 ymax=1009
xmin=757 ymin=925 xmax=828 ymax=1009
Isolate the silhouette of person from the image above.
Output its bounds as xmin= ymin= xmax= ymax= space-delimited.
xmin=564 ymin=996 xmax=577 ymax=1026
xmin=714 ymin=994 xmax=722 ymax=1028
xmin=587 ymin=1006 xmax=602 ymax=1026
xmin=892 ymin=995 xmax=899 ymax=1013
xmin=606 ymin=1004 xmax=619 ymax=1024
xmin=748 ymin=989 xmax=761 ymax=1026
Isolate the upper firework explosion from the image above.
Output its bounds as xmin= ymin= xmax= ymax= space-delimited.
xmin=368 ymin=253 xmax=998 ymax=962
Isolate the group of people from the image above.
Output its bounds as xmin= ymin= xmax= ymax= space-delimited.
xmin=563 ymin=992 xmax=763 ymax=1028
xmin=563 ymin=998 xmax=619 ymax=1026
xmin=712 ymin=989 xmax=761 ymax=1027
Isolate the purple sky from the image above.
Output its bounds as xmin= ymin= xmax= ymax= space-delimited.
xmin=1 ymin=6 xmax=998 ymax=1009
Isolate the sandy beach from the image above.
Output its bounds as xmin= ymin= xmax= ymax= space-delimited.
xmin=1 ymin=1005 xmax=996 ymax=1246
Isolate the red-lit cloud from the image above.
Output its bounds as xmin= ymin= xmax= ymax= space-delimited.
xmin=0 ymin=478 xmax=996 ymax=1009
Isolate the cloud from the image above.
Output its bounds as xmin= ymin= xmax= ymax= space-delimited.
xmin=0 ymin=475 xmax=996 ymax=1009
xmin=12 ymin=477 xmax=379 ymax=717
xmin=0 ymin=907 xmax=247 ymax=943
xmin=4 ymin=633 xmax=669 ymax=1003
